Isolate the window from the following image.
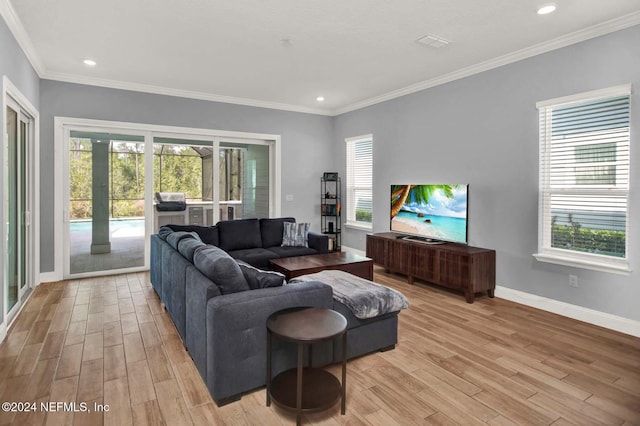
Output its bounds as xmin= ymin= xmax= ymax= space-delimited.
xmin=534 ymin=85 xmax=631 ymax=274
xmin=346 ymin=135 xmax=373 ymax=229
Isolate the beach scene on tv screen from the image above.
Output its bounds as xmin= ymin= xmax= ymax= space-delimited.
xmin=391 ymin=184 xmax=467 ymax=243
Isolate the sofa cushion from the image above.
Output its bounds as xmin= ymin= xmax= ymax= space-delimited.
xmin=193 ymin=245 xmax=250 ymax=294
xmin=332 ymin=300 xmax=398 ymax=329
xmin=166 ymin=231 xmax=201 ymax=250
xmin=236 ymin=260 xmax=286 ymax=289
xmin=226 ymin=248 xmax=280 ymax=269
xmin=177 ymin=238 xmax=206 ymax=262
xmin=260 ymin=217 xmax=295 ymax=248
xmin=157 ymin=226 xmax=173 ymax=241
xmin=167 ymin=224 xmax=219 ymax=246
xmin=267 ymin=246 xmax=318 ymax=258
xmin=217 ymin=219 xmax=262 ymax=252
xmin=281 ymin=222 xmax=310 ymax=247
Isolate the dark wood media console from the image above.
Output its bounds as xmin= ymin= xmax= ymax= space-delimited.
xmin=366 ymin=233 xmax=495 ymax=303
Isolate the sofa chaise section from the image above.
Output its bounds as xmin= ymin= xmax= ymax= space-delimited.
xmin=187 ymin=275 xmax=333 ymax=405
xmin=149 ymin=219 xmax=404 ymax=406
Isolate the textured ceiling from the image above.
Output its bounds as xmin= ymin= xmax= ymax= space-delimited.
xmin=5 ymin=0 xmax=640 ymax=114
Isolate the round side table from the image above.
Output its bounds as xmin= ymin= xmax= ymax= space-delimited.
xmin=266 ymin=307 xmax=347 ymax=426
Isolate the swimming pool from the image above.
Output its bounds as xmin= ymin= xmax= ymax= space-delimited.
xmin=70 ymin=218 xmax=145 ymax=238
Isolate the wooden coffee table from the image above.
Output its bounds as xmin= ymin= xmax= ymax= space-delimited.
xmin=269 ymin=252 xmax=373 ymax=281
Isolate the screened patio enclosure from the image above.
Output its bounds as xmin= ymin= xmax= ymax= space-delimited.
xmin=67 ymin=131 xmax=271 ymax=275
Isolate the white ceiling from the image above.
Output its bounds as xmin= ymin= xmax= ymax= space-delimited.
xmin=4 ymin=0 xmax=640 ymax=115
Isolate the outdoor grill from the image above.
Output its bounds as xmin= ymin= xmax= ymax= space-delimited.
xmin=155 ymin=192 xmax=187 ymax=211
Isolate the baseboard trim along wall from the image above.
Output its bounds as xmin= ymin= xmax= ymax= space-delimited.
xmin=344 ymin=244 xmax=640 ymax=337
xmin=341 ymin=245 xmax=366 ymax=256
xmin=39 ymin=271 xmax=62 ymax=284
xmin=495 ymin=286 xmax=640 ymax=337
xmin=0 ymin=322 xmax=6 ymax=344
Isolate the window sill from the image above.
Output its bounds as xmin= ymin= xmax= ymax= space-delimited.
xmin=345 ymin=222 xmax=372 ymax=232
xmin=533 ymin=252 xmax=631 ymax=276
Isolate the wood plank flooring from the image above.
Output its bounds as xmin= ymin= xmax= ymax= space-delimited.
xmin=0 ymin=266 xmax=638 ymax=425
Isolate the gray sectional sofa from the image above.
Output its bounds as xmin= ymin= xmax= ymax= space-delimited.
xmin=162 ymin=217 xmax=329 ymax=269
xmin=150 ymin=217 xmax=400 ymax=406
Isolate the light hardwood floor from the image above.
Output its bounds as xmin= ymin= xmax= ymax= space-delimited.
xmin=0 ymin=267 xmax=639 ymax=425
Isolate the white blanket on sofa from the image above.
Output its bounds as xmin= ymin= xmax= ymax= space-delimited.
xmin=290 ymin=270 xmax=409 ymax=319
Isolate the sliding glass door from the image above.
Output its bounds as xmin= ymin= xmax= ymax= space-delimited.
xmin=151 ymin=137 xmax=273 ymax=228
xmin=220 ymin=140 xmax=271 ymax=219
xmin=60 ymin=120 xmax=279 ymax=279
xmin=152 ymin=136 xmax=214 ymax=231
xmin=67 ymin=131 xmax=146 ymax=275
xmin=4 ymin=101 xmax=33 ymax=320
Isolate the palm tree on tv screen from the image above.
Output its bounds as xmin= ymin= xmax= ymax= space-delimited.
xmin=390 ymin=184 xmax=459 ymax=219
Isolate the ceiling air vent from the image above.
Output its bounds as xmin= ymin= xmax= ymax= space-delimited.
xmin=416 ymin=34 xmax=450 ymax=48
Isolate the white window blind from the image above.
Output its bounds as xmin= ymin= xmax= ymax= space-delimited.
xmin=346 ymin=135 xmax=373 ymax=228
xmin=535 ymin=85 xmax=631 ymax=274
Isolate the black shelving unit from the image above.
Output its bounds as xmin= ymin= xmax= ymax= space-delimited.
xmin=321 ymin=174 xmax=341 ymax=252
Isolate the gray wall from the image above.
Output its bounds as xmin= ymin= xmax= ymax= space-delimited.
xmin=39 ymin=81 xmax=334 ymax=272
xmin=0 ymin=16 xmax=40 ymax=325
xmin=333 ymin=25 xmax=640 ymax=321
xmin=0 ymin=18 xmax=39 ymax=106
xmin=4 ymin=12 xmax=639 ymax=322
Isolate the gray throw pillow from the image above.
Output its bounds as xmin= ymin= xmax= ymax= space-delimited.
xmin=281 ymin=222 xmax=310 ymax=247
xmin=177 ymin=238 xmax=205 ymax=262
xmin=193 ymin=245 xmax=250 ymax=294
xmin=236 ymin=260 xmax=286 ymax=290
xmin=157 ymin=226 xmax=173 ymax=241
xmin=166 ymin=224 xmax=219 ymax=246
xmin=166 ymin=230 xmax=201 ymax=250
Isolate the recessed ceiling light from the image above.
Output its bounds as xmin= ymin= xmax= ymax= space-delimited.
xmin=83 ymin=59 xmax=97 ymax=66
xmin=537 ymin=4 xmax=556 ymax=15
xmin=316 ymin=96 xmax=325 ymax=102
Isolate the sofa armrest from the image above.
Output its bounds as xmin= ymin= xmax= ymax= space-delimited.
xmin=205 ymin=281 xmax=333 ymax=403
xmin=150 ymin=234 xmax=164 ymax=296
xmin=308 ymin=231 xmax=329 ymax=253
xmin=185 ymin=266 xmax=222 ymax=380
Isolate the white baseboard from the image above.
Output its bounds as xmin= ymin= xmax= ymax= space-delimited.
xmin=340 ymin=246 xmax=639 ymax=337
xmin=39 ymin=271 xmax=62 ymax=284
xmin=341 ymin=245 xmax=366 ymax=256
xmin=495 ymin=286 xmax=640 ymax=337
xmin=0 ymin=322 xmax=6 ymax=344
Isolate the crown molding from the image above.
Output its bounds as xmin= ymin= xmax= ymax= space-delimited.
xmin=0 ymin=0 xmax=45 ymax=76
xmin=333 ymin=11 xmax=640 ymax=116
xmin=3 ymin=0 xmax=639 ymax=117
xmin=42 ymin=71 xmax=334 ymax=116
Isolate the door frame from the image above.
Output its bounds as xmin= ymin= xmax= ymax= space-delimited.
xmin=53 ymin=117 xmax=281 ymax=281
xmin=1 ymin=76 xmax=40 ymax=335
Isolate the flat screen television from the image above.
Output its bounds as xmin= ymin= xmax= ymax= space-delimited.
xmin=390 ymin=184 xmax=468 ymax=244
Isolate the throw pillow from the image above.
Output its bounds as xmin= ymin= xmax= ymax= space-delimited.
xmin=166 ymin=224 xmax=219 ymax=246
xmin=166 ymin=231 xmax=201 ymax=250
xmin=236 ymin=260 xmax=286 ymax=290
xmin=177 ymin=238 xmax=205 ymax=262
xmin=157 ymin=226 xmax=174 ymax=241
xmin=281 ymin=222 xmax=310 ymax=247
xmin=193 ymin=245 xmax=250 ymax=294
